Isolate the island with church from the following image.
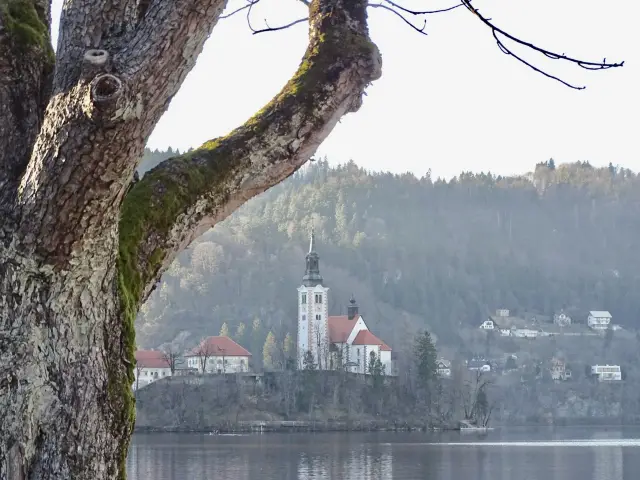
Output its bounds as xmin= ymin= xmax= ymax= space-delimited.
xmin=297 ymin=230 xmax=393 ymax=375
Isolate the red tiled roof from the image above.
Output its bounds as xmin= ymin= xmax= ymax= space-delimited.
xmin=352 ymin=330 xmax=392 ymax=351
xmin=328 ymin=315 xmax=360 ymax=343
xmin=185 ymin=336 xmax=252 ymax=357
xmin=135 ymin=350 xmax=170 ymax=369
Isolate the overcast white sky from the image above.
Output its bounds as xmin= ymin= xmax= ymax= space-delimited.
xmin=51 ymin=0 xmax=639 ymax=179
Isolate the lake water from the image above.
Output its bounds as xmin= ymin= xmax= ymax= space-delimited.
xmin=126 ymin=427 xmax=640 ymax=479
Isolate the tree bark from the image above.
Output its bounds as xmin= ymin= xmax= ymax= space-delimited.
xmin=0 ymin=0 xmax=380 ymax=478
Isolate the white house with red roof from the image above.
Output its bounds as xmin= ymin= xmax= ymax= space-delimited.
xmin=184 ymin=336 xmax=252 ymax=374
xmin=133 ymin=350 xmax=172 ymax=390
xmin=297 ymin=231 xmax=392 ymax=375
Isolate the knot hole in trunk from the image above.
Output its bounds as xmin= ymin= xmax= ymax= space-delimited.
xmin=91 ymin=74 xmax=123 ymax=105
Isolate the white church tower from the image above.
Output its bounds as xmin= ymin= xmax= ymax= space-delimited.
xmin=297 ymin=229 xmax=330 ymax=369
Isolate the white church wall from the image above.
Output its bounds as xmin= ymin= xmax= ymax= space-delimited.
xmin=346 ymin=316 xmax=368 ymax=344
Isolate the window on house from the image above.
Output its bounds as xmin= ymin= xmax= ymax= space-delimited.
xmin=315 ymin=294 xmax=322 ymax=304
xmin=301 ymin=293 xmax=307 ymax=304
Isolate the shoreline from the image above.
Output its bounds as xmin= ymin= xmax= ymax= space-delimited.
xmin=133 ymin=420 xmax=435 ymax=434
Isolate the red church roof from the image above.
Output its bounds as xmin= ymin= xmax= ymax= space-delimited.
xmin=328 ymin=315 xmax=360 ymax=343
xmin=352 ymin=330 xmax=392 ymax=351
xmin=185 ymin=336 xmax=252 ymax=357
xmin=135 ymin=350 xmax=171 ymax=369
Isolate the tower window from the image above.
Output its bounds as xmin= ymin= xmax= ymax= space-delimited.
xmin=301 ymin=293 xmax=307 ymax=304
xmin=302 ymin=315 xmax=306 ymax=321
xmin=316 ymin=314 xmax=321 ymax=321
xmin=315 ymin=294 xmax=322 ymax=304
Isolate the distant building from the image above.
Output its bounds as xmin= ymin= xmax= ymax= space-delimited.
xmin=297 ymin=231 xmax=393 ymax=375
xmin=496 ymin=309 xmax=510 ymax=317
xmin=468 ymin=359 xmax=491 ymax=372
xmin=185 ymin=336 xmax=252 ymax=374
xmin=554 ymin=312 xmax=572 ymax=327
xmin=133 ymin=350 xmax=172 ymax=390
xmin=512 ymin=328 xmax=538 ymax=339
xmin=479 ymin=319 xmax=495 ymax=330
xmin=588 ymin=311 xmax=612 ymax=330
xmin=591 ymin=364 xmax=622 ymax=381
xmin=436 ymin=359 xmax=452 ymax=378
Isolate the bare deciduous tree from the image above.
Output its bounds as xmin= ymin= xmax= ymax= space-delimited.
xmin=194 ymin=339 xmax=216 ymax=374
xmin=0 ymin=0 xmax=621 ymax=477
xmin=162 ymin=347 xmax=182 ymax=375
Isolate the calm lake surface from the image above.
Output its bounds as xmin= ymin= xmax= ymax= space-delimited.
xmin=126 ymin=427 xmax=640 ymax=479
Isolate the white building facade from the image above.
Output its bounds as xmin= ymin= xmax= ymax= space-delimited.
xmin=133 ymin=350 xmax=172 ymax=390
xmin=588 ymin=311 xmax=612 ymax=330
xmin=185 ymin=336 xmax=252 ymax=374
xmin=591 ymin=364 xmax=622 ymax=381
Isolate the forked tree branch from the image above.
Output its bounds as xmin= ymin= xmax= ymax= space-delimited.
xmin=119 ymin=0 xmax=382 ymax=311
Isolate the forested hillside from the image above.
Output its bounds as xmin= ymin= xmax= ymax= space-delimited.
xmin=136 ymin=152 xmax=640 ymax=365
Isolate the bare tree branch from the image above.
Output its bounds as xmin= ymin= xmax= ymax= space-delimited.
xmin=383 ymin=0 xmax=463 ymax=15
xmin=368 ymin=3 xmax=427 ymax=35
xmin=460 ymin=0 xmax=623 ymax=90
xmin=252 ymin=16 xmax=308 ymax=34
xmin=220 ymin=0 xmax=259 ymax=20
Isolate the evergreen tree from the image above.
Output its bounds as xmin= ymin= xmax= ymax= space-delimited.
xmin=368 ymin=351 xmax=385 ymax=390
xmin=263 ymin=331 xmax=278 ymax=370
xmin=415 ymin=330 xmax=438 ymax=386
xmin=219 ymin=322 xmax=230 ymax=337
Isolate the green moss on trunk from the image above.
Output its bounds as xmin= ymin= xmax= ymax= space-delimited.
xmin=0 ymin=0 xmax=54 ymax=62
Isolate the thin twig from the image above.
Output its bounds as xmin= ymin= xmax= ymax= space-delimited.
xmin=369 ymin=3 xmax=427 ymax=35
xmin=493 ymin=31 xmax=584 ymax=90
xmin=460 ymin=0 xmax=623 ymax=89
xmin=383 ymin=0 xmax=464 ymax=15
xmin=252 ymin=17 xmax=308 ymax=35
xmin=220 ymin=0 xmax=259 ymax=20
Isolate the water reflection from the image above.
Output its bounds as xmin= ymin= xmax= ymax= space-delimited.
xmin=127 ymin=429 xmax=640 ymax=480
xmin=591 ymin=430 xmax=623 ymax=480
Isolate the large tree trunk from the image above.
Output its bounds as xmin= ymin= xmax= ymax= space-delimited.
xmin=0 ymin=0 xmax=380 ymax=478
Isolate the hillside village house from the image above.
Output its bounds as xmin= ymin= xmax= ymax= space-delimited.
xmin=591 ymin=364 xmax=622 ymax=381
xmin=550 ymin=357 xmax=571 ymax=381
xmin=185 ymin=336 xmax=252 ymax=373
xmin=479 ymin=319 xmax=495 ymax=330
xmin=133 ymin=350 xmax=172 ymax=390
xmin=297 ymin=231 xmax=393 ymax=375
xmin=587 ymin=311 xmax=612 ymax=330
xmin=554 ymin=312 xmax=572 ymax=327
xmin=437 ymin=359 xmax=452 ymax=378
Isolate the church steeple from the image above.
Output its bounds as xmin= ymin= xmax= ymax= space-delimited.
xmin=303 ymin=228 xmax=323 ymax=287
xmin=347 ymin=294 xmax=359 ymax=320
